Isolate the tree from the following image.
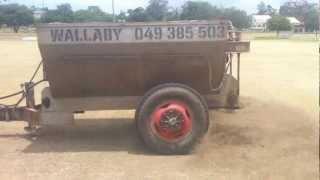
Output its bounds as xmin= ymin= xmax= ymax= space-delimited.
xmin=74 ymin=6 xmax=113 ymax=22
xmin=0 ymin=4 xmax=33 ymax=33
xmin=0 ymin=5 xmax=4 ymax=26
xmin=117 ymin=11 xmax=127 ymax=22
xmin=266 ymin=5 xmax=276 ymax=15
xmin=280 ymin=0 xmax=308 ymax=18
xmin=257 ymin=1 xmax=268 ymax=15
xmin=166 ymin=7 xmax=179 ymax=21
xmin=257 ymin=1 xmax=276 ymax=15
xmin=146 ymin=0 xmax=168 ymax=21
xmin=180 ymin=1 xmax=222 ymax=20
xmin=180 ymin=1 xmax=250 ymax=29
xmin=0 ymin=14 xmax=3 ymax=27
xmin=56 ymin=3 xmax=74 ymax=22
xmin=267 ymin=15 xmax=292 ymax=36
xmin=222 ymin=8 xmax=251 ymax=30
xmin=41 ymin=3 xmax=74 ymax=23
xmin=280 ymin=0 xmax=319 ymax=32
xmin=304 ymin=6 xmax=319 ymax=32
xmin=127 ymin=7 xmax=148 ymax=22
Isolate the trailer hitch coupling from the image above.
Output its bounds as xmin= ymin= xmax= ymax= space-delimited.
xmin=0 ymin=82 xmax=41 ymax=130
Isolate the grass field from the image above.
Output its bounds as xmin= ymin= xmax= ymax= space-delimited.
xmin=242 ymin=32 xmax=319 ymax=42
xmin=0 ymin=33 xmax=318 ymax=179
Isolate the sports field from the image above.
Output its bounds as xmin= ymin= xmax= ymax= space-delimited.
xmin=0 ymin=33 xmax=318 ymax=179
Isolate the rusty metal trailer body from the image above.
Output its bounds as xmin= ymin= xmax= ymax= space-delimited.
xmin=38 ymin=21 xmax=233 ymax=98
xmin=0 ymin=20 xmax=250 ymax=154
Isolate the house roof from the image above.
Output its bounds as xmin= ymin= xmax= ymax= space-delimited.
xmin=286 ymin=17 xmax=301 ymax=25
xmin=252 ymin=15 xmax=272 ymax=24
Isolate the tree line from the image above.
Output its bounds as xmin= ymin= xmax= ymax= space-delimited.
xmin=40 ymin=0 xmax=251 ymax=30
xmin=0 ymin=0 xmax=318 ymax=33
xmin=0 ymin=0 xmax=251 ymax=33
xmin=257 ymin=0 xmax=319 ymax=33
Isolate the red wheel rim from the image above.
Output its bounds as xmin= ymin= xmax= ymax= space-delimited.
xmin=150 ymin=101 xmax=192 ymax=141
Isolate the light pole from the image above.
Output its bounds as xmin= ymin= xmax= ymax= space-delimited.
xmin=112 ymin=0 xmax=116 ymax=22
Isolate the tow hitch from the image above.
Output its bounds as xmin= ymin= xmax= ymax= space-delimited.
xmin=0 ymin=81 xmax=42 ymax=132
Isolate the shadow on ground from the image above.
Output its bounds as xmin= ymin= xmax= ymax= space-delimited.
xmin=19 ymin=117 xmax=255 ymax=155
xmin=0 ymin=97 xmax=316 ymax=156
xmin=21 ymin=118 xmax=151 ymax=155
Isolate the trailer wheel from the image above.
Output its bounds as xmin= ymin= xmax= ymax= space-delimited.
xmin=135 ymin=83 xmax=209 ymax=154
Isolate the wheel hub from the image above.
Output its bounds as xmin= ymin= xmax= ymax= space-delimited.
xmin=160 ymin=109 xmax=184 ymax=131
xmin=151 ymin=101 xmax=192 ymax=141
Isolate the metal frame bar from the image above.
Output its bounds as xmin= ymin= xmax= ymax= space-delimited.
xmin=237 ymin=53 xmax=241 ymax=95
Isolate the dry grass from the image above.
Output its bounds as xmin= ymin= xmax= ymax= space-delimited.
xmin=0 ymin=33 xmax=318 ymax=179
xmin=243 ymin=32 xmax=320 ymax=42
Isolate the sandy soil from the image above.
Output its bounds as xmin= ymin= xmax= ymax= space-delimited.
xmin=0 ymin=37 xmax=318 ymax=180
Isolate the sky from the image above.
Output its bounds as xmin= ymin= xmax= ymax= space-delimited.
xmin=3 ymin=0 xmax=319 ymax=14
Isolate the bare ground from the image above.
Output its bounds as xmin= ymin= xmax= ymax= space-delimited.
xmin=0 ymin=38 xmax=318 ymax=180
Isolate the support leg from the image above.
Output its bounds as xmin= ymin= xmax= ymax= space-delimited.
xmin=237 ymin=53 xmax=241 ymax=95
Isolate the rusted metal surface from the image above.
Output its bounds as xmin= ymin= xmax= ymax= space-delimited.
xmin=0 ymin=106 xmax=25 ymax=121
xmin=0 ymin=20 xmax=250 ymax=129
xmin=24 ymin=108 xmax=40 ymax=127
xmin=25 ymin=82 xmax=35 ymax=108
xmin=0 ymin=106 xmax=40 ymax=133
xmin=36 ymin=20 xmax=235 ymax=98
xmin=37 ymin=21 xmax=231 ymax=44
xmin=40 ymin=42 xmax=227 ymax=98
xmin=0 ymin=82 xmax=40 ymax=128
xmin=226 ymin=41 xmax=250 ymax=53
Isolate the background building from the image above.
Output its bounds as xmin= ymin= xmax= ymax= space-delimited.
xmin=286 ymin=17 xmax=305 ymax=33
xmin=33 ymin=9 xmax=46 ymax=20
xmin=251 ymin=15 xmax=305 ymax=33
xmin=251 ymin=15 xmax=271 ymax=31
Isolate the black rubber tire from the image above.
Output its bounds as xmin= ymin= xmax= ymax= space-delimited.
xmin=135 ymin=83 xmax=209 ymax=154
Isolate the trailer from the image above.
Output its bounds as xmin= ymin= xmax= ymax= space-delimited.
xmin=0 ymin=20 xmax=250 ymax=154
